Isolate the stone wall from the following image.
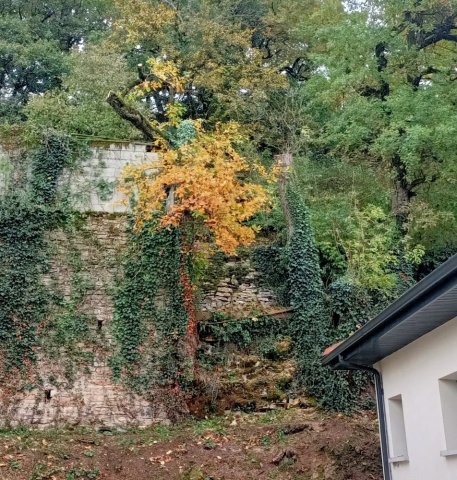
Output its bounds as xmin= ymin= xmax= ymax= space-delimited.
xmin=71 ymin=142 xmax=159 ymax=213
xmin=0 ymin=214 xmax=281 ymax=428
xmin=1 ymin=358 xmax=169 ymax=428
xmin=0 ymin=142 xmax=282 ymax=428
xmin=0 ymin=142 xmax=159 ymax=213
xmin=0 ymin=215 xmax=173 ymax=428
xmin=45 ymin=214 xmax=128 ymax=329
xmin=200 ymin=260 xmax=278 ymax=316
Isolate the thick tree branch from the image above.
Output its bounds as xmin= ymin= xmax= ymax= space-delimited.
xmin=41 ymin=10 xmax=55 ymax=22
xmin=120 ymin=64 xmax=151 ymax=95
xmin=281 ymin=57 xmax=311 ymax=81
xmin=106 ymin=91 xmax=170 ymax=143
xmin=409 ymin=173 xmax=438 ymax=192
xmin=121 ymin=78 xmax=143 ymax=96
xmin=397 ymin=6 xmax=457 ymax=50
xmin=419 ymin=32 xmax=454 ymax=48
xmin=360 ymin=42 xmax=390 ymax=100
xmin=441 ymin=33 xmax=457 ymax=43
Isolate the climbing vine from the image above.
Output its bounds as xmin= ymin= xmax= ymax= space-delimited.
xmin=252 ymin=244 xmax=290 ymax=306
xmin=0 ymin=128 xmax=101 ymax=388
xmin=286 ymin=181 xmax=370 ymax=412
xmin=0 ymin=131 xmax=73 ymax=375
xmin=0 ymin=198 xmax=52 ymax=372
xmin=110 ymin=218 xmax=190 ymax=392
xmin=41 ymin=220 xmax=100 ymax=385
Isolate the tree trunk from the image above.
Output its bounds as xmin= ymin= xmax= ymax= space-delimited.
xmin=179 ymin=220 xmax=199 ymax=378
xmin=275 ymin=152 xmax=294 ymax=242
xmin=392 ymin=179 xmax=411 ymax=233
xmin=106 ymin=91 xmax=170 ymax=143
xmin=391 ymin=153 xmax=415 ymax=234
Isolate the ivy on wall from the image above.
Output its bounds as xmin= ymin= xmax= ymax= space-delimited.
xmin=0 ymin=129 xmax=379 ymax=413
xmin=110 ymin=219 xmax=189 ymax=392
xmin=41 ymin=224 xmax=100 ymax=385
xmin=0 ymin=199 xmax=51 ymax=372
xmin=0 ymin=131 xmax=72 ymax=374
xmin=0 ymin=129 xmax=100 ymax=387
xmin=252 ymin=244 xmax=290 ymax=306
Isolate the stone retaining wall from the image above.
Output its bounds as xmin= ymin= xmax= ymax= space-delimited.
xmin=0 ymin=142 xmax=281 ymax=427
xmin=0 ymin=142 xmax=159 ymax=213
xmin=0 ymin=215 xmax=281 ymax=427
xmin=1 ymin=357 xmax=169 ymax=428
xmin=71 ymin=142 xmax=158 ymax=213
xmin=201 ymin=260 xmax=278 ymax=316
xmin=0 ymin=215 xmax=158 ymax=428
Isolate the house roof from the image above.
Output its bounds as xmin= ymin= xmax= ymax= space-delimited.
xmin=323 ymin=253 xmax=457 ymax=369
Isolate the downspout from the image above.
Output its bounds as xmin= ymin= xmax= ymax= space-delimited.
xmin=337 ymin=355 xmax=392 ymax=480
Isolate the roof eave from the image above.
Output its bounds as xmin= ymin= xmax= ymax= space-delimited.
xmin=322 ymin=254 xmax=457 ymax=369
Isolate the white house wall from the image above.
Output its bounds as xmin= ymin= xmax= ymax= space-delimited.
xmin=376 ymin=315 xmax=457 ymax=480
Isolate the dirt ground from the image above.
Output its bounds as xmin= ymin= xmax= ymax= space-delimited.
xmin=0 ymin=408 xmax=382 ymax=480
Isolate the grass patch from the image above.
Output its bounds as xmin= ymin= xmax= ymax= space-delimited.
xmin=257 ymin=410 xmax=286 ymax=425
xmin=193 ymin=417 xmax=227 ymax=437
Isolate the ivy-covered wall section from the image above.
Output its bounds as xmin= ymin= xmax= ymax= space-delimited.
xmin=0 ymin=131 xmax=70 ymax=376
xmin=0 ymin=133 xmax=289 ymax=426
xmin=1 ymin=214 xmax=171 ymax=428
xmin=0 ymin=134 xmax=177 ymax=427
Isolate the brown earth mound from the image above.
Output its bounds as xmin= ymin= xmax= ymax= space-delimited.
xmin=0 ymin=408 xmax=382 ymax=480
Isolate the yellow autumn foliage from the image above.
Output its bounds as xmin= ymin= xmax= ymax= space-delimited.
xmin=111 ymin=0 xmax=288 ymax=116
xmin=119 ymin=122 xmax=269 ymax=255
xmin=137 ymin=58 xmax=185 ymax=96
xmin=112 ymin=0 xmax=176 ymax=46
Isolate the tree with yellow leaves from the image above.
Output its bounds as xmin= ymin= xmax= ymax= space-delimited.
xmin=121 ymin=121 xmax=268 ymax=255
xmin=105 ymin=0 xmax=344 ymax=379
xmin=111 ymin=60 xmax=270 ymax=370
xmin=108 ymin=0 xmax=328 ymax=125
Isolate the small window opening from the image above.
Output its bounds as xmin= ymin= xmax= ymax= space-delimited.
xmin=145 ymin=144 xmax=153 ymax=152
xmin=97 ymin=320 xmax=103 ymax=332
xmin=439 ymin=372 xmax=457 ymax=455
xmin=44 ymin=389 xmax=52 ymax=402
xmin=388 ymin=395 xmax=408 ymax=460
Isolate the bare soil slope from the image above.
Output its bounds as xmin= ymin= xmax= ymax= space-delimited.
xmin=0 ymin=408 xmax=381 ymax=480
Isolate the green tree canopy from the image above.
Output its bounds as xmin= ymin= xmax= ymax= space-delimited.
xmin=275 ymin=0 xmax=457 ymax=279
xmin=0 ymin=0 xmax=111 ymax=121
xmin=25 ymin=43 xmax=138 ymax=139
